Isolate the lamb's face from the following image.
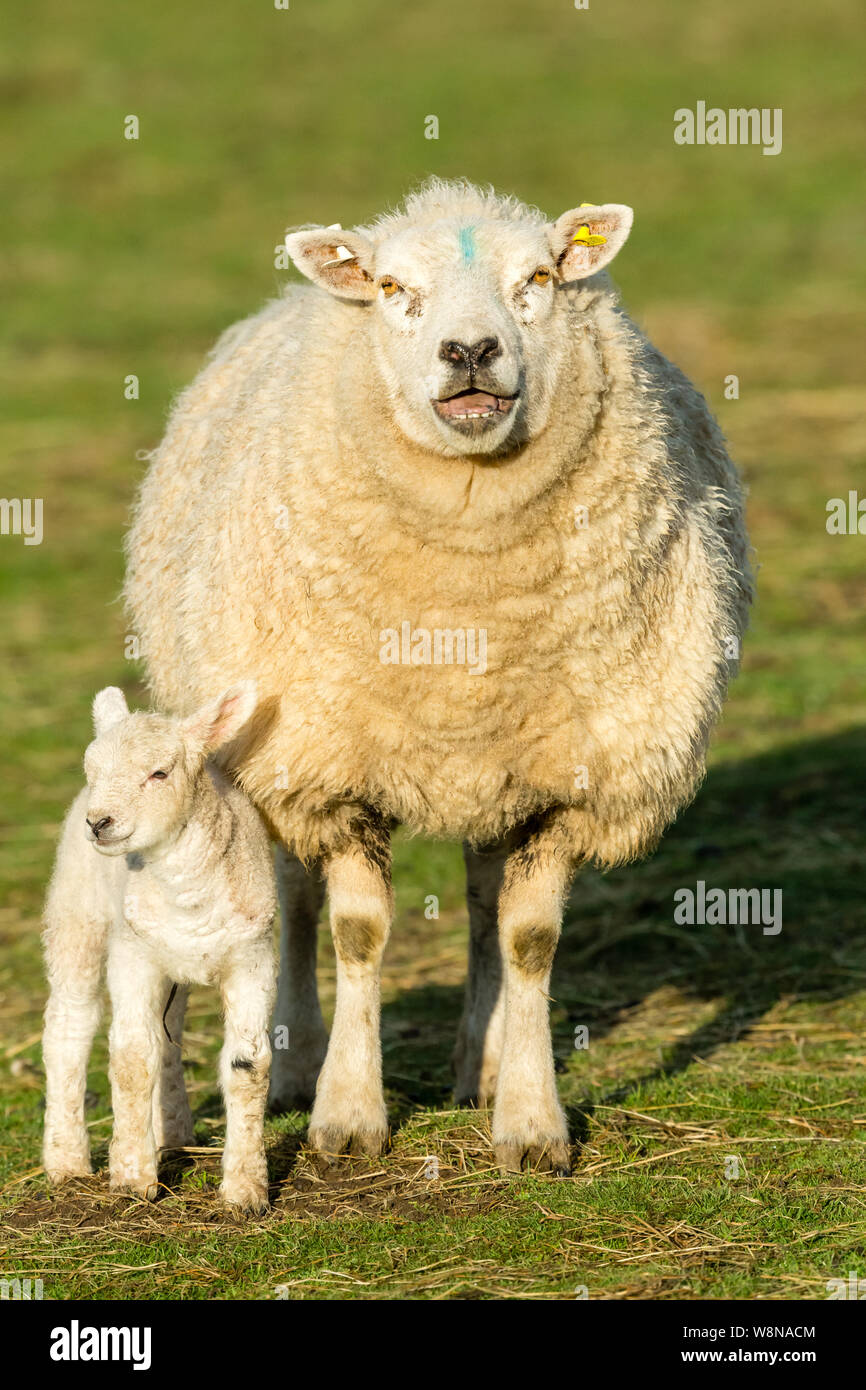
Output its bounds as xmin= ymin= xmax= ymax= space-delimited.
xmin=82 ymin=683 xmax=257 ymax=857
xmin=83 ymin=714 xmax=193 ymax=856
xmin=286 ymin=196 xmax=633 ymax=459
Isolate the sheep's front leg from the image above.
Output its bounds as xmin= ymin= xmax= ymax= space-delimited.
xmin=308 ymin=825 xmax=392 ymax=1160
xmin=268 ymin=847 xmax=328 ymax=1112
xmin=107 ymin=933 xmax=164 ymax=1200
xmin=42 ymin=910 xmax=108 ymax=1182
xmin=152 ymin=984 xmax=195 ymax=1150
xmin=493 ymin=821 xmax=575 ymax=1175
xmin=219 ymin=941 xmax=275 ymax=1214
xmin=454 ymin=841 xmax=508 ymax=1106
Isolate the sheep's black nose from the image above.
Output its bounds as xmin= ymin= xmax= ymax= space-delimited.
xmin=439 ymin=337 xmax=501 ymax=370
xmin=87 ymin=816 xmax=113 ymax=837
xmin=440 ymin=340 xmax=471 ymax=366
xmin=471 ymin=336 xmax=500 ymax=366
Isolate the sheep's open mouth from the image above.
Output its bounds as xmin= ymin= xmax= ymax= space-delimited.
xmin=432 ymin=389 xmax=518 ymax=425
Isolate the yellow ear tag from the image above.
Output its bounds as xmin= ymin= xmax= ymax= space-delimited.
xmin=573 ymin=224 xmax=607 ymax=247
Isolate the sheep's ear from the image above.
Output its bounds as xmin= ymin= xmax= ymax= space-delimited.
xmin=284 ymin=224 xmax=377 ymax=301
xmin=548 ymin=203 xmax=633 ymax=282
xmin=183 ymin=681 xmax=258 ymax=755
xmin=92 ymin=686 xmax=129 ymax=737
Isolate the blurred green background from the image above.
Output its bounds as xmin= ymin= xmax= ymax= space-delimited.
xmin=1 ymin=0 xmax=865 ymax=1299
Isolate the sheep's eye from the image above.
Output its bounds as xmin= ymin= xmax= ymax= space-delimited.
xmin=150 ymin=769 xmax=168 ymax=781
xmin=530 ymin=266 xmax=552 ymax=286
xmin=379 ymin=277 xmax=402 ymax=298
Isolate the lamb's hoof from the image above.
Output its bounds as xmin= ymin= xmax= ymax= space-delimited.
xmin=110 ymin=1179 xmax=160 ymax=1202
xmin=43 ymin=1150 xmax=92 ymax=1184
xmin=109 ymin=1167 xmax=160 ymax=1201
xmin=494 ymin=1136 xmax=571 ymax=1177
xmin=307 ymin=1123 xmax=389 ymax=1165
xmin=44 ymin=1161 xmax=93 ymax=1185
xmin=221 ymin=1177 xmax=269 ymax=1215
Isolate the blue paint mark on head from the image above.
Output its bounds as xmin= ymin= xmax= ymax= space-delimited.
xmin=458 ymin=225 xmax=477 ymax=266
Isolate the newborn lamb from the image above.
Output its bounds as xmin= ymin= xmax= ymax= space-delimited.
xmin=42 ymin=682 xmax=277 ymax=1213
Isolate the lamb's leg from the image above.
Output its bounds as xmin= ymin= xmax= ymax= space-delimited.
xmin=454 ymin=841 xmax=508 ymax=1106
xmin=152 ymin=984 xmax=195 ymax=1150
xmin=493 ymin=818 xmax=576 ymax=1175
xmin=42 ymin=910 xmax=108 ymax=1182
xmin=268 ymin=846 xmax=328 ymax=1112
xmin=308 ymin=822 xmax=392 ymax=1159
xmin=219 ymin=942 xmax=275 ymax=1213
xmin=107 ymin=933 xmax=164 ymax=1200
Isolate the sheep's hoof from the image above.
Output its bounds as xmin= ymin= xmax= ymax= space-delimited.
xmin=221 ymin=1178 xmax=269 ymax=1215
xmin=454 ymin=1077 xmax=497 ymax=1109
xmin=268 ymin=1051 xmax=327 ymax=1114
xmin=268 ymin=1085 xmax=316 ymax=1115
xmin=494 ymin=1136 xmax=571 ymax=1177
xmin=154 ymin=1120 xmax=196 ymax=1150
xmin=307 ymin=1123 xmax=389 ymax=1165
xmin=453 ymin=1046 xmax=500 ymax=1109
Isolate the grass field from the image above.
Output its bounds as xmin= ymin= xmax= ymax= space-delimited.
xmin=2 ymin=0 xmax=865 ymax=1299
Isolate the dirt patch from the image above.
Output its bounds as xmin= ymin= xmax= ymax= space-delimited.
xmin=2 ymin=1151 xmax=510 ymax=1238
xmin=275 ymin=1155 xmax=507 ymax=1222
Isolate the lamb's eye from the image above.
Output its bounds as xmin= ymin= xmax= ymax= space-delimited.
xmin=379 ymin=277 xmax=402 ymax=298
xmin=530 ymin=266 xmax=552 ymax=286
xmin=150 ymin=769 xmax=168 ymax=781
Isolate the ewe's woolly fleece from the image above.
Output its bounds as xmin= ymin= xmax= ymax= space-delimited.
xmin=125 ymin=180 xmax=752 ymax=866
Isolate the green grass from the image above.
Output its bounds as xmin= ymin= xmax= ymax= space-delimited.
xmin=2 ymin=0 xmax=865 ymax=1300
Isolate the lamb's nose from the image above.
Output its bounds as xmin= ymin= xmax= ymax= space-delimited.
xmin=87 ymin=816 xmax=113 ymax=837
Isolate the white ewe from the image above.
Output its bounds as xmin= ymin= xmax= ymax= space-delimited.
xmin=42 ymin=683 xmax=276 ymax=1212
xmin=125 ymin=180 xmax=751 ymax=1173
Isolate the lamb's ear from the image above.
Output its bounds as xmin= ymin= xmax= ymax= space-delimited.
xmin=182 ymin=681 xmax=258 ymax=755
xmin=284 ymin=224 xmax=377 ymax=301
xmin=548 ymin=203 xmax=633 ymax=283
xmin=92 ymin=687 xmax=129 ymax=737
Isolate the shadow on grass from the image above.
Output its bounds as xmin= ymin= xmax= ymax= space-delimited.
xmin=378 ymin=726 xmax=866 ymax=1134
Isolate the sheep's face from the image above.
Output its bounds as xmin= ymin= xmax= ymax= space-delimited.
xmin=286 ymin=200 xmax=632 ymax=458
xmin=82 ymin=684 xmax=257 ymax=857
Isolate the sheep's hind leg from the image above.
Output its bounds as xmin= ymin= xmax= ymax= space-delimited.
xmin=268 ymin=847 xmax=328 ymax=1113
xmin=307 ymin=821 xmax=391 ymax=1161
xmin=493 ymin=817 xmax=576 ymax=1176
xmin=454 ymin=840 xmax=508 ymax=1107
xmin=152 ymin=984 xmax=195 ymax=1150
